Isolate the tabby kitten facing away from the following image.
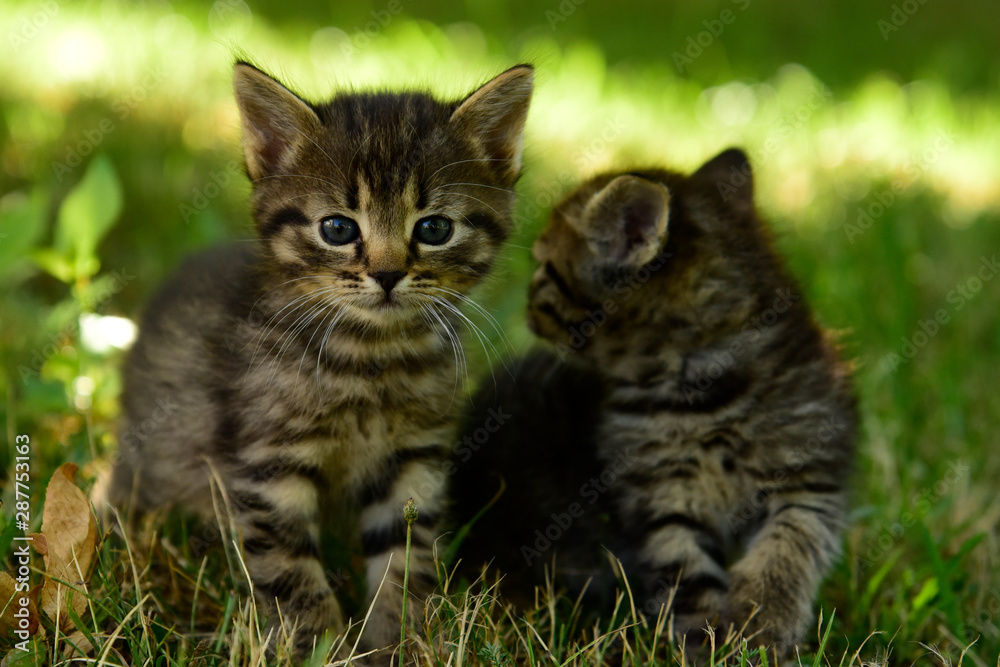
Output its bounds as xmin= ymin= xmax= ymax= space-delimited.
xmin=452 ymin=149 xmax=856 ymax=656
xmin=107 ymin=61 xmax=533 ymax=658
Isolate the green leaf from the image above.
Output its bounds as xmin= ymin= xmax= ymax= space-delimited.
xmin=812 ymin=608 xmax=836 ymax=667
xmin=916 ymin=522 xmax=966 ymax=641
xmin=0 ymin=189 xmax=48 ymax=279
xmin=30 ymin=247 xmax=75 ymax=283
xmin=911 ymin=577 xmax=939 ymax=612
xmin=54 ymin=153 xmax=123 ymax=278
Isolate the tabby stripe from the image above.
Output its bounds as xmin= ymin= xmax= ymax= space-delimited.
xmin=620 ymin=458 xmax=699 ymax=485
xmin=231 ymin=490 xmax=273 ymax=513
xmin=544 ymin=261 xmax=594 ymax=307
xmin=464 ymin=212 xmax=507 ymax=244
xmin=646 ymin=512 xmax=714 ymax=534
xmin=243 ymin=533 xmax=320 ymax=559
xmin=260 ymin=206 xmax=308 ymax=237
xmin=771 ymin=503 xmax=836 ymax=520
xmin=535 ymin=302 xmax=570 ymax=328
xmin=643 ymin=512 xmax=726 ymax=569
xmin=245 ymin=518 xmax=320 ymax=558
xmin=461 ymin=260 xmax=493 ymax=278
xmin=242 ymin=459 xmax=325 ymax=486
xmin=315 ymin=349 xmax=436 ymax=377
xmin=287 ymin=587 xmax=335 ymax=615
xmin=771 ymin=518 xmax=824 ymax=564
xmin=608 ymin=376 xmax=749 ymax=414
xmin=774 ymin=481 xmax=843 ymax=495
xmin=652 ymin=565 xmax=728 ymax=594
xmin=361 ymin=512 xmax=437 ymax=556
xmin=645 ymin=513 xmax=725 ymax=567
xmin=259 ymin=567 xmax=329 ymax=601
xmin=357 ymin=444 xmax=449 ymax=506
xmin=669 ymin=573 xmax=730 ymax=610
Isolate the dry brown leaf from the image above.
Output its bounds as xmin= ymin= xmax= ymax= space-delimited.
xmin=0 ymin=572 xmax=40 ymax=640
xmin=60 ymin=629 xmax=97 ymax=658
xmin=38 ymin=462 xmax=97 ymax=630
xmin=26 ymin=533 xmax=47 ymax=555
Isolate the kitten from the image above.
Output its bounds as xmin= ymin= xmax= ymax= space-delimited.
xmin=107 ymin=60 xmax=533 ymax=658
xmin=451 ymin=149 xmax=856 ymax=657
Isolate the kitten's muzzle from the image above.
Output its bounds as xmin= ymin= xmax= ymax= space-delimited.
xmin=370 ymin=270 xmax=405 ymax=293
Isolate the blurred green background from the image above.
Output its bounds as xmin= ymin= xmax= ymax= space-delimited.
xmin=1 ymin=0 xmax=999 ymax=663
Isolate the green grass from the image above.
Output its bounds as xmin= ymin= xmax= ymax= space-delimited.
xmin=2 ymin=0 xmax=1000 ymax=664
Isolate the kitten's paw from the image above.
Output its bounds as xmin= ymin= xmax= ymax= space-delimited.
xmin=272 ymin=589 xmax=345 ymax=658
xmin=722 ymin=576 xmax=806 ymax=661
xmin=668 ymin=588 xmax=729 ymax=657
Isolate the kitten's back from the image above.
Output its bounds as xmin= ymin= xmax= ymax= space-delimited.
xmin=110 ymin=243 xmax=258 ymax=512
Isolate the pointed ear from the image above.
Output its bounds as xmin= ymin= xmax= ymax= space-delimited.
xmin=577 ymin=175 xmax=671 ymax=268
xmin=233 ymin=62 xmax=322 ymax=180
xmin=691 ymin=148 xmax=754 ymax=211
xmin=450 ymin=64 xmax=534 ymax=180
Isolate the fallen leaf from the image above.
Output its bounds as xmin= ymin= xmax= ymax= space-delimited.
xmin=26 ymin=533 xmax=47 ymax=556
xmin=38 ymin=462 xmax=97 ymax=630
xmin=60 ymin=629 xmax=97 ymax=658
xmin=0 ymin=572 xmax=40 ymax=640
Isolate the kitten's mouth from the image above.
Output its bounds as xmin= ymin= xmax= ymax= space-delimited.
xmin=376 ymin=291 xmax=403 ymax=308
xmin=376 ymin=298 xmax=400 ymax=310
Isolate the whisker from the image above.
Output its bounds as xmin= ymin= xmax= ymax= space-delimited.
xmin=249 ymin=275 xmax=327 ymax=318
xmin=422 ymin=301 xmax=465 ymax=412
xmin=348 ymin=129 xmax=378 ymax=176
xmin=318 ymin=308 xmax=350 ymax=384
xmin=430 ymin=295 xmax=502 ymax=391
xmin=430 ymin=286 xmax=515 ymax=355
xmin=424 ymin=157 xmax=509 ymax=182
xmin=428 ymin=182 xmax=516 ymax=196
xmin=250 ymin=173 xmax=342 ymax=189
xmin=434 ymin=191 xmax=504 ymax=219
xmin=249 ymin=287 xmax=340 ymax=379
xmin=290 ymin=128 xmax=349 ymax=184
xmin=266 ymin=296 xmax=335 ymax=389
xmin=298 ymin=298 xmax=345 ymax=380
xmin=243 ymin=291 xmax=324 ymax=383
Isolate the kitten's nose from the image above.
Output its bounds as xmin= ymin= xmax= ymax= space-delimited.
xmin=370 ymin=270 xmax=406 ymax=293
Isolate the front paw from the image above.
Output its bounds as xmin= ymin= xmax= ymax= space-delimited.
xmin=667 ymin=587 xmax=728 ymax=656
xmin=270 ymin=589 xmax=345 ymax=658
xmin=722 ymin=576 xmax=807 ymax=659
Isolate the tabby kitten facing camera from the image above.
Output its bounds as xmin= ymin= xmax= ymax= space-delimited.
xmin=108 ymin=61 xmax=533 ymax=658
xmin=453 ymin=149 xmax=856 ymax=656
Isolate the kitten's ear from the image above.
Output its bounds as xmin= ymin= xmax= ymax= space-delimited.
xmin=577 ymin=175 xmax=671 ymax=268
xmin=450 ymin=65 xmax=534 ymax=180
xmin=233 ymin=62 xmax=321 ymax=180
xmin=691 ymin=148 xmax=754 ymax=212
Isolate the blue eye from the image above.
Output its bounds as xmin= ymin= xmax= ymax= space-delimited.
xmin=320 ymin=216 xmax=360 ymax=245
xmin=414 ymin=216 xmax=453 ymax=245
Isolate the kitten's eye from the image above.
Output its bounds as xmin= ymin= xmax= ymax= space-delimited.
xmin=414 ymin=216 xmax=453 ymax=245
xmin=320 ymin=216 xmax=360 ymax=245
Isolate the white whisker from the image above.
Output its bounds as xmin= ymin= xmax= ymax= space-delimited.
xmin=425 ymin=157 xmax=509 ymax=182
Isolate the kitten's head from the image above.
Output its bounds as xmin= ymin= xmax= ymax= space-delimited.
xmin=233 ymin=62 xmax=533 ymax=327
xmin=528 ymin=149 xmax=773 ymax=353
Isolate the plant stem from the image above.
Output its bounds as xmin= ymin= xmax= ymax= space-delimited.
xmin=400 ymin=498 xmax=418 ymax=662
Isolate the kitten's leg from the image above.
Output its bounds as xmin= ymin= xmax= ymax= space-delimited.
xmin=228 ymin=455 xmax=344 ymax=656
xmin=723 ymin=488 xmax=845 ymax=656
xmin=356 ymin=447 xmax=445 ymax=661
xmin=637 ymin=509 xmax=731 ymax=635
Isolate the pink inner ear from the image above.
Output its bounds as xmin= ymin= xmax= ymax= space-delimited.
xmin=254 ymin=124 xmax=287 ymax=174
xmin=621 ymin=199 xmax=659 ymax=253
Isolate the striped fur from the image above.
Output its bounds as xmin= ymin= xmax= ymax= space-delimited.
xmin=108 ymin=61 xmax=533 ymax=660
xmin=453 ymin=149 xmax=856 ymax=657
